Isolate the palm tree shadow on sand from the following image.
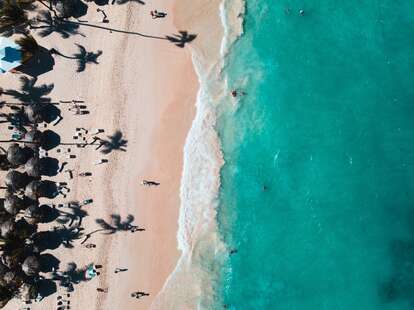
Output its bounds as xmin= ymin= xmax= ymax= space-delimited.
xmin=81 ymin=214 xmax=144 ymax=244
xmin=166 ymin=31 xmax=197 ymax=48
xmin=30 ymin=10 xmax=84 ymax=39
xmin=98 ymin=130 xmax=127 ymax=154
xmin=50 ymin=44 xmax=102 ymax=72
xmin=61 ymin=20 xmax=197 ymax=48
xmin=4 ymin=77 xmax=54 ymax=103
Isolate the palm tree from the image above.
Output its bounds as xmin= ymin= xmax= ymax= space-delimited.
xmin=0 ymin=0 xmax=30 ymax=36
xmin=15 ymin=34 xmax=39 ymax=63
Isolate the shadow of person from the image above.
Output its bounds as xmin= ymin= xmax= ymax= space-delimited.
xmin=17 ymin=46 xmax=55 ymax=77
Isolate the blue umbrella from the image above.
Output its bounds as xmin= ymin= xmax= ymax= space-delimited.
xmin=0 ymin=37 xmax=22 ymax=73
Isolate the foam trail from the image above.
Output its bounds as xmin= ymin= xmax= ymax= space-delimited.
xmin=151 ymin=0 xmax=245 ymax=309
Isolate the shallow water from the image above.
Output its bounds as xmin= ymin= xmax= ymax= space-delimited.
xmin=217 ymin=0 xmax=414 ymax=309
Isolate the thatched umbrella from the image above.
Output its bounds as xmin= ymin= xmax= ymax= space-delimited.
xmin=24 ymin=129 xmax=43 ymax=150
xmin=25 ymin=157 xmax=41 ymax=178
xmin=24 ymin=104 xmax=44 ymax=124
xmin=24 ymin=180 xmax=43 ymax=200
xmin=55 ymin=0 xmax=77 ymax=18
xmin=19 ymin=283 xmax=37 ymax=303
xmin=2 ymin=270 xmax=22 ymax=288
xmin=0 ymin=261 xmax=8 ymax=277
xmin=6 ymin=143 xmax=28 ymax=166
xmin=24 ymin=204 xmax=42 ymax=225
xmin=5 ymin=170 xmax=30 ymax=192
xmin=3 ymin=194 xmax=24 ymax=216
xmin=22 ymin=256 xmax=40 ymax=277
xmin=0 ymin=219 xmax=15 ymax=239
xmin=0 ymin=153 xmax=11 ymax=170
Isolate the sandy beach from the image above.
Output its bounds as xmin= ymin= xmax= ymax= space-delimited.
xmin=1 ymin=0 xmax=200 ymax=308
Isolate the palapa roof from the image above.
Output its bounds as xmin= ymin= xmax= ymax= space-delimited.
xmin=5 ymin=170 xmax=29 ymax=191
xmin=0 ymin=37 xmax=22 ymax=74
xmin=19 ymin=283 xmax=37 ymax=302
xmin=25 ymin=157 xmax=41 ymax=177
xmin=22 ymin=256 xmax=40 ymax=277
xmin=24 ymin=104 xmax=45 ymax=124
xmin=24 ymin=129 xmax=43 ymax=149
xmin=24 ymin=180 xmax=42 ymax=200
xmin=4 ymin=194 xmax=24 ymax=215
xmin=6 ymin=143 xmax=27 ymax=166
xmin=24 ymin=204 xmax=41 ymax=224
xmin=0 ymin=219 xmax=15 ymax=239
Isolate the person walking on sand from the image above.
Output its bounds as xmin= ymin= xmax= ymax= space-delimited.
xmin=141 ymin=180 xmax=160 ymax=187
xmin=131 ymin=291 xmax=150 ymax=299
xmin=97 ymin=8 xmax=109 ymax=23
xmin=97 ymin=288 xmax=108 ymax=293
xmin=150 ymin=10 xmax=167 ymax=19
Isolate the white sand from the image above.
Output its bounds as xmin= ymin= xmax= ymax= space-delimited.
xmin=0 ymin=0 xmax=199 ymax=309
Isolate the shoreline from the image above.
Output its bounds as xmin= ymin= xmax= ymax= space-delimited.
xmin=152 ymin=0 xmax=245 ymax=308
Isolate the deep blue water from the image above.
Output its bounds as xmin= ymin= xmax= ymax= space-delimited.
xmin=217 ymin=1 xmax=414 ymax=309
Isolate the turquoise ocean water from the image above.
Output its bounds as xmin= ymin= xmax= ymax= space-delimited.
xmin=217 ymin=0 xmax=414 ymax=309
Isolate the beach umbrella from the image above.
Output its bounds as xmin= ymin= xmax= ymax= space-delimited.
xmin=0 ymin=37 xmax=22 ymax=74
xmin=3 ymin=194 xmax=24 ymax=216
xmin=22 ymin=256 xmax=40 ymax=277
xmin=24 ymin=104 xmax=44 ymax=124
xmin=25 ymin=157 xmax=41 ymax=178
xmin=5 ymin=170 xmax=30 ymax=192
xmin=6 ymin=143 xmax=28 ymax=166
xmin=0 ymin=219 xmax=15 ymax=239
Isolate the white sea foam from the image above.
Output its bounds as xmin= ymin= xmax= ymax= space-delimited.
xmin=151 ymin=1 xmax=245 ymax=309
